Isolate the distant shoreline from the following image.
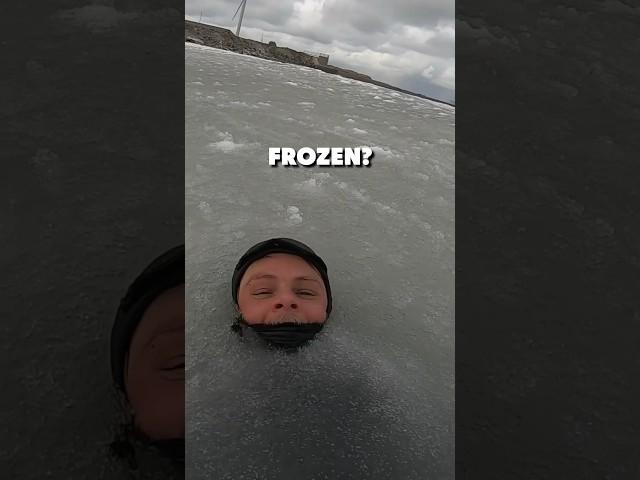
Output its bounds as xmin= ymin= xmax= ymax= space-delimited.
xmin=185 ymin=20 xmax=455 ymax=108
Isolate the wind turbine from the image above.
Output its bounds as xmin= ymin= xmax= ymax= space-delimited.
xmin=232 ymin=0 xmax=248 ymax=37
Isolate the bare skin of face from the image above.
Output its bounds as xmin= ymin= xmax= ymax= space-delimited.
xmin=125 ymin=284 xmax=185 ymax=441
xmin=237 ymin=253 xmax=328 ymax=325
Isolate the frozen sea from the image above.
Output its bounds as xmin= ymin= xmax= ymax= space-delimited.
xmin=186 ymin=42 xmax=454 ymax=480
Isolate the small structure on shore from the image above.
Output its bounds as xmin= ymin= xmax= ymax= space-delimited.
xmin=304 ymin=50 xmax=330 ymax=66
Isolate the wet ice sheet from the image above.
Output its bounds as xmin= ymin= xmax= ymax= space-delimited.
xmin=186 ymin=43 xmax=454 ymax=480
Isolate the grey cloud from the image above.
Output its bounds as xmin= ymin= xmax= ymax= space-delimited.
xmin=185 ymin=0 xmax=294 ymax=27
xmin=381 ymin=24 xmax=454 ymax=59
xmin=422 ymin=34 xmax=454 ymax=59
xmin=351 ymin=11 xmax=388 ymax=35
xmin=400 ymin=72 xmax=455 ymax=104
xmin=325 ymin=5 xmax=392 ymax=34
xmin=186 ymin=0 xmax=454 ymax=101
xmin=290 ymin=29 xmax=336 ymax=47
xmin=321 ymin=0 xmax=453 ymax=31
xmin=55 ymin=5 xmax=139 ymax=32
xmin=187 ymin=0 xmax=294 ymax=27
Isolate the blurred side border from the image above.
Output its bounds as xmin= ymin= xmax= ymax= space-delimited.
xmin=1 ymin=1 xmax=185 ymax=478
xmin=456 ymin=1 xmax=640 ymax=478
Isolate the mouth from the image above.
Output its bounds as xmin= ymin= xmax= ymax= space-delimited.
xmin=273 ymin=313 xmax=304 ymax=324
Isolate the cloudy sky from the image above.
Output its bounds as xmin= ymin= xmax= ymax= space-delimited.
xmin=185 ymin=0 xmax=454 ymax=104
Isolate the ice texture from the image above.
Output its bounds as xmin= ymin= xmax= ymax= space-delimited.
xmin=186 ymin=43 xmax=454 ymax=480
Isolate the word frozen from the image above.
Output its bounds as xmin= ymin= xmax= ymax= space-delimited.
xmin=268 ymin=147 xmax=374 ymax=167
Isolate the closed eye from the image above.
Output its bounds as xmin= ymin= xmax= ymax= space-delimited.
xmin=297 ymin=290 xmax=317 ymax=296
xmin=160 ymin=360 xmax=185 ymax=371
xmin=253 ymin=290 xmax=273 ymax=296
xmin=160 ymin=363 xmax=184 ymax=371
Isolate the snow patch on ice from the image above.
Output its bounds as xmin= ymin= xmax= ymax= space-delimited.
xmin=294 ymin=172 xmax=331 ymax=193
xmin=198 ymin=201 xmax=212 ymax=216
xmin=285 ymin=205 xmax=303 ymax=225
xmin=371 ymin=145 xmax=397 ymax=159
xmin=227 ymin=100 xmax=249 ymax=108
xmin=335 ymin=181 xmax=370 ymax=203
xmin=372 ymin=201 xmax=399 ymax=216
xmin=296 ymin=178 xmax=324 ymax=192
xmin=208 ymin=132 xmax=246 ymax=153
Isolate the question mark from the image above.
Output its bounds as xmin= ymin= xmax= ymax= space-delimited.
xmin=362 ymin=147 xmax=373 ymax=166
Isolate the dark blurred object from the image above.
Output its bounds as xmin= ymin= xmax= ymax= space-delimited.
xmin=111 ymin=245 xmax=185 ymax=393
xmin=2 ymin=0 xmax=184 ymax=478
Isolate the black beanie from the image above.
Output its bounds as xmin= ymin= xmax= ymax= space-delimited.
xmin=110 ymin=245 xmax=185 ymax=393
xmin=232 ymin=238 xmax=332 ymax=315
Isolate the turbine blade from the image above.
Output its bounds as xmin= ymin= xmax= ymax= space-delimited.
xmin=232 ymin=0 xmax=245 ymax=20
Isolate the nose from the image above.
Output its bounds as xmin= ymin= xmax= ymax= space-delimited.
xmin=273 ymin=290 xmax=298 ymax=311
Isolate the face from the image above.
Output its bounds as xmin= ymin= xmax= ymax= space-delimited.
xmin=125 ymin=284 xmax=185 ymax=441
xmin=237 ymin=253 xmax=328 ymax=325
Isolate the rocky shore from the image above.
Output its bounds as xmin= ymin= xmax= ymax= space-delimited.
xmin=185 ymin=20 xmax=454 ymax=107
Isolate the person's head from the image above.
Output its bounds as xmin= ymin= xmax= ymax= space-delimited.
xmin=111 ymin=245 xmax=185 ymax=448
xmin=124 ymin=284 xmax=184 ymax=441
xmin=231 ymin=238 xmax=332 ymax=348
xmin=237 ymin=252 xmax=328 ymax=324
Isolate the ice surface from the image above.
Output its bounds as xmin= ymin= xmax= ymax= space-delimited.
xmin=186 ymin=43 xmax=454 ymax=480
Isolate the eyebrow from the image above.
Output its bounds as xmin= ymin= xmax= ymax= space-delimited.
xmin=245 ymin=274 xmax=321 ymax=285
xmin=245 ymin=274 xmax=277 ymax=284
xmin=295 ymin=276 xmax=321 ymax=284
xmin=143 ymin=326 xmax=185 ymax=350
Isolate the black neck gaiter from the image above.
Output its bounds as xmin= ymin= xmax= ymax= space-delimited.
xmin=110 ymin=425 xmax=185 ymax=471
xmin=150 ymin=438 xmax=185 ymax=464
xmin=232 ymin=318 xmax=324 ymax=349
